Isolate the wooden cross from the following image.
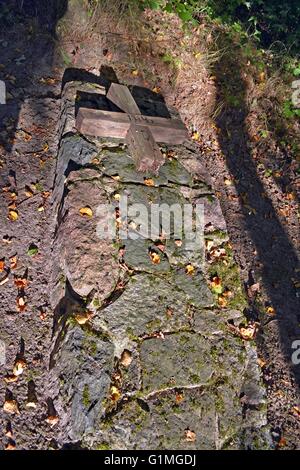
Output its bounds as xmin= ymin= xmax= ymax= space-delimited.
xmin=76 ymin=83 xmax=188 ymax=174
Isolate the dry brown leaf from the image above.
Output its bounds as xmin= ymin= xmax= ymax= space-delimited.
xmin=185 ymin=429 xmax=196 ymax=442
xmin=13 ymin=359 xmax=27 ymax=376
xmin=14 ymin=277 xmax=28 ymax=289
xmin=4 ymin=375 xmax=18 ymax=384
xmin=3 ymin=400 xmax=20 ymax=415
xmin=239 ymin=323 xmax=258 ymax=340
xmin=5 ymin=442 xmax=16 ymax=451
xmin=45 ymin=415 xmax=59 ymax=426
xmin=10 ymin=255 xmax=18 ymax=270
xmin=120 ymin=350 xmax=132 ymax=368
xmin=0 ymin=260 xmax=5 ymax=272
xmin=16 ymin=297 xmax=26 ymax=312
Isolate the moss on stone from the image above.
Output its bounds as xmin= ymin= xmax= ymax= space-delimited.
xmin=82 ymin=384 xmax=91 ymax=408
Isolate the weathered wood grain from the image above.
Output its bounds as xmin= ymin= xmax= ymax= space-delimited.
xmin=76 ymin=108 xmax=188 ymax=143
xmin=107 ymin=83 xmax=141 ymax=115
xmin=126 ymin=122 xmax=164 ymax=174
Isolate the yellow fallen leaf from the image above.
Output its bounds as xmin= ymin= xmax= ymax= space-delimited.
xmin=152 ymin=86 xmax=161 ymax=94
xmin=266 ymin=306 xmax=276 ymax=316
xmin=74 ymin=312 xmax=92 ymax=325
xmin=79 ymin=206 xmax=93 ymax=217
xmin=8 ymin=210 xmax=19 ymax=221
xmin=191 ymin=131 xmax=200 ymax=141
xmin=149 ymin=252 xmax=161 ymax=264
xmin=131 ymin=70 xmax=139 ymax=76
xmin=185 ymin=264 xmax=195 ymax=276
xmin=37 ymin=205 xmax=44 ymax=212
xmin=110 ymin=386 xmax=121 ymax=401
xmin=0 ymin=260 xmax=5 ymax=272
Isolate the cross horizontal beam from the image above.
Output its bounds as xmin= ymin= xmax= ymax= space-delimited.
xmin=76 ymin=108 xmax=188 ymax=144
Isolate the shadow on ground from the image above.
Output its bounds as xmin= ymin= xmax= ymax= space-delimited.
xmin=212 ymin=32 xmax=300 ymax=441
xmin=0 ymin=0 xmax=68 ymax=152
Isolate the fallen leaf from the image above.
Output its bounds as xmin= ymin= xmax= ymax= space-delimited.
xmin=152 ymin=86 xmax=161 ymax=94
xmin=218 ymin=295 xmax=228 ymax=308
xmin=110 ymin=385 xmax=121 ymax=402
xmin=266 ymin=306 xmax=276 ymax=316
xmin=45 ymin=415 xmax=59 ymax=426
xmin=185 ymin=264 xmax=195 ymax=276
xmin=120 ymin=350 xmax=132 ymax=368
xmin=239 ymin=323 xmax=258 ymax=340
xmin=16 ymin=297 xmax=26 ymax=312
xmin=3 ymin=400 xmax=20 ymax=415
xmin=10 ymin=255 xmax=18 ymax=270
xmin=79 ymin=206 xmax=93 ymax=217
xmin=24 ymin=186 xmax=34 ymax=197
xmin=191 ymin=131 xmax=200 ymax=141
xmin=185 ymin=429 xmax=196 ymax=442
xmin=74 ymin=311 xmax=92 ymax=325
xmin=292 ymin=406 xmax=300 ymax=418
xmin=210 ymin=276 xmax=223 ymax=294
xmin=0 ymin=260 xmax=5 ymax=272
xmin=8 ymin=210 xmax=18 ymax=221
xmin=4 ymin=375 xmax=18 ymax=384
xmin=131 ymin=70 xmax=139 ymax=76
xmin=14 ymin=277 xmax=28 ymax=289
xmin=5 ymin=442 xmax=16 ymax=451
xmin=175 ymin=392 xmax=184 ymax=403
xmin=37 ymin=204 xmax=44 ymax=212
xmin=144 ymin=178 xmax=155 ymax=187
xmin=13 ymin=359 xmax=26 ymax=376
xmin=42 ymin=142 xmax=49 ymax=152
xmin=149 ymin=251 xmax=161 ymax=264
xmin=257 ymin=358 xmax=266 ymax=368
